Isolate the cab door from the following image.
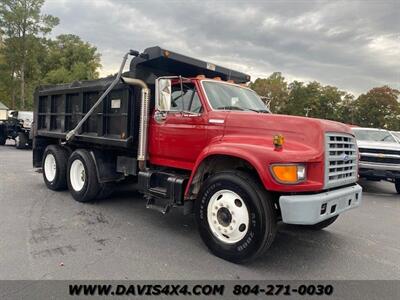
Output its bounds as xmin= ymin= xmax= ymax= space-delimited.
xmin=149 ymin=81 xmax=208 ymax=170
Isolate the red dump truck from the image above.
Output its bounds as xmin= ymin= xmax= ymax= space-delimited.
xmin=33 ymin=47 xmax=362 ymax=262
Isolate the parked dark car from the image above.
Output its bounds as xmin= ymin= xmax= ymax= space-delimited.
xmin=0 ymin=110 xmax=33 ymax=148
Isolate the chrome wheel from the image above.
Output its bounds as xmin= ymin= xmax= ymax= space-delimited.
xmin=70 ymin=159 xmax=86 ymax=192
xmin=207 ymin=189 xmax=249 ymax=244
xmin=44 ymin=153 xmax=57 ymax=182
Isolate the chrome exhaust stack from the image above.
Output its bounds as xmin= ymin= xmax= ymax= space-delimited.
xmin=121 ymin=77 xmax=150 ymax=171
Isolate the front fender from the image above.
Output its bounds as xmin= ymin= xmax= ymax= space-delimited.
xmin=185 ymin=139 xmax=324 ymax=197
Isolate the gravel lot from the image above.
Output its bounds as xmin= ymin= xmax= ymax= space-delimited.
xmin=0 ymin=143 xmax=399 ymax=280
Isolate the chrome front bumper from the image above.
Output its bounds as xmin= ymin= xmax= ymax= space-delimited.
xmin=279 ymin=184 xmax=362 ymax=225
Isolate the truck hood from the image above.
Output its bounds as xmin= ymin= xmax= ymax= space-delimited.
xmin=356 ymin=140 xmax=400 ymax=151
xmin=223 ymin=112 xmax=352 ymax=158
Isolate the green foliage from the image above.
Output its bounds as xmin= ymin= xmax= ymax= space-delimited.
xmin=42 ymin=34 xmax=101 ymax=84
xmin=286 ymin=82 xmax=347 ymax=121
xmin=250 ymin=75 xmax=399 ymax=130
xmin=250 ymin=72 xmax=288 ymax=113
xmin=0 ymin=2 xmax=102 ymax=110
xmin=353 ymin=86 xmax=400 ymax=130
xmin=0 ymin=0 xmax=59 ymax=109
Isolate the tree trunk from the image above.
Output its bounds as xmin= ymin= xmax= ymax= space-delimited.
xmin=10 ymin=67 xmax=16 ymax=109
xmin=20 ymin=62 xmax=25 ymax=109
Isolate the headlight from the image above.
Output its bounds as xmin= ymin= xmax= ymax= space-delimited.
xmin=270 ymin=164 xmax=306 ymax=184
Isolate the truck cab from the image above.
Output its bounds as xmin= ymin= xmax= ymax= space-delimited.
xmin=33 ymin=46 xmax=362 ymax=263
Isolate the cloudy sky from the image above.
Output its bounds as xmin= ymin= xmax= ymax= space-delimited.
xmin=42 ymin=0 xmax=399 ymax=95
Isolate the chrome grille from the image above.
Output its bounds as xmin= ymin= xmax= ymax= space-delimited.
xmin=325 ymin=133 xmax=358 ymax=189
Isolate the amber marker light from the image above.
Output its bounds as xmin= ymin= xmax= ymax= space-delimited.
xmin=163 ymin=50 xmax=170 ymax=57
xmin=273 ymin=134 xmax=285 ymax=150
xmin=270 ymin=164 xmax=306 ymax=184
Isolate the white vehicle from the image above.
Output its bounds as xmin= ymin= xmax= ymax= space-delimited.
xmin=390 ymin=131 xmax=400 ymax=143
xmin=352 ymin=127 xmax=400 ymax=193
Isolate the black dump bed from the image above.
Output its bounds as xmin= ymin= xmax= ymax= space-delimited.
xmin=34 ymin=46 xmax=250 ymax=150
xmin=35 ymin=77 xmax=141 ymax=149
xmin=128 ymin=46 xmax=250 ymax=84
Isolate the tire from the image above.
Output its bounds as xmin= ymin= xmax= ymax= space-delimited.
xmin=42 ymin=145 xmax=69 ymax=191
xmin=303 ymin=215 xmax=339 ymax=230
xmin=67 ymin=149 xmax=100 ymax=202
xmin=395 ymin=179 xmax=400 ymax=194
xmin=195 ymin=171 xmax=277 ymax=263
xmin=15 ymin=132 xmax=27 ymax=149
xmin=96 ymin=182 xmax=115 ymax=200
xmin=0 ymin=135 xmax=5 ymax=145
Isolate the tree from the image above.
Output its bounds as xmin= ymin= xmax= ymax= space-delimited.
xmin=285 ymin=80 xmax=315 ymax=117
xmin=250 ymin=72 xmax=289 ymax=113
xmin=336 ymin=93 xmax=356 ymax=125
xmin=0 ymin=0 xmax=58 ymax=109
xmin=42 ymin=34 xmax=101 ymax=84
xmin=354 ymin=86 xmax=400 ymax=130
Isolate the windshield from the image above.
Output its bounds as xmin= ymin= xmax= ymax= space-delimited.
xmin=353 ymin=129 xmax=396 ymax=143
xmin=202 ymin=81 xmax=269 ymax=112
xmin=391 ymin=132 xmax=400 ymax=142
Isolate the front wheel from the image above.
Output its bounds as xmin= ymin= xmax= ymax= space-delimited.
xmin=395 ymin=179 xmax=400 ymax=194
xmin=195 ymin=171 xmax=277 ymax=263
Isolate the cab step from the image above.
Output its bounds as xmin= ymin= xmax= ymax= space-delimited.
xmin=145 ymin=197 xmax=172 ymax=214
xmin=138 ymin=170 xmax=189 ymax=214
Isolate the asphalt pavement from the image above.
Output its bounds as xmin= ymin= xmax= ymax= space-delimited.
xmin=0 ymin=142 xmax=399 ymax=280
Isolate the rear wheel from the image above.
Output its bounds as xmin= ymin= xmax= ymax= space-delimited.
xmin=195 ymin=171 xmax=277 ymax=263
xmin=395 ymin=179 xmax=400 ymax=194
xmin=67 ymin=149 xmax=100 ymax=202
xmin=42 ymin=145 xmax=68 ymax=190
xmin=96 ymin=182 xmax=115 ymax=200
xmin=0 ymin=135 xmax=5 ymax=145
xmin=15 ymin=132 xmax=28 ymax=149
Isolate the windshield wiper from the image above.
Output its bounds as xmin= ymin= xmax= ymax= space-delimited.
xmin=381 ymin=135 xmax=392 ymax=141
xmin=253 ymin=109 xmax=270 ymax=113
xmin=217 ymin=106 xmax=245 ymax=111
xmin=217 ymin=106 xmax=269 ymax=113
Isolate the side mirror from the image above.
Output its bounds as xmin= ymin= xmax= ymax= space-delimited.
xmin=156 ymin=78 xmax=172 ymax=111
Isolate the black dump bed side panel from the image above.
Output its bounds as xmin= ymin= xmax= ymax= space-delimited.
xmin=33 ymin=46 xmax=249 ymax=151
xmin=128 ymin=46 xmax=251 ymax=85
xmin=34 ymin=77 xmax=140 ymax=150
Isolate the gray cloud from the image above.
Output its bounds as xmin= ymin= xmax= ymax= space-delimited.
xmin=43 ymin=0 xmax=400 ymax=95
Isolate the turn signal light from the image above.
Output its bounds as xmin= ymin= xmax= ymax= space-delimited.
xmin=271 ymin=164 xmax=306 ymax=184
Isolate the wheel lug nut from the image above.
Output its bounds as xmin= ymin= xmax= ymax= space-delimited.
xmin=224 ymin=229 xmax=227 ymax=233
xmin=230 ymin=226 xmax=233 ymax=230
